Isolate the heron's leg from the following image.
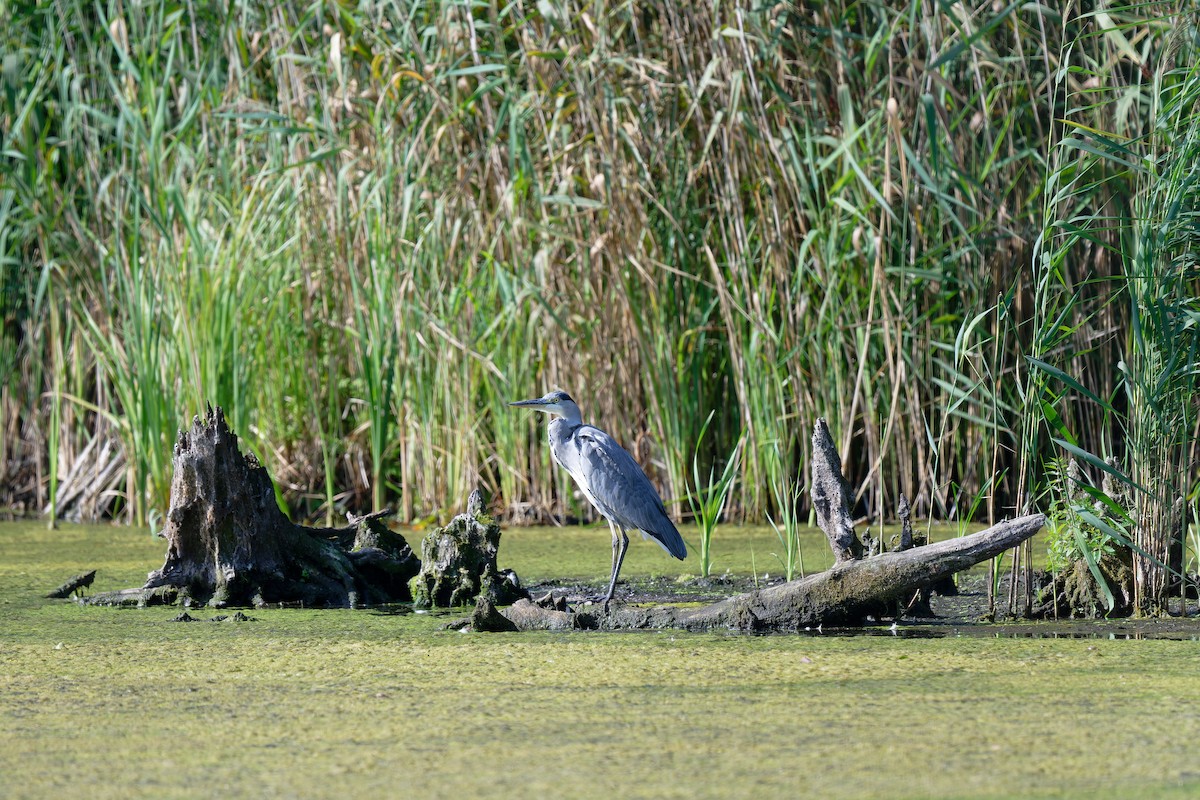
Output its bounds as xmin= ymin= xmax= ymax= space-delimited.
xmin=601 ymin=519 xmax=620 ymax=606
xmin=603 ymin=526 xmax=631 ymax=609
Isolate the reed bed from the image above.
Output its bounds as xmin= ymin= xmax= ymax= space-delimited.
xmin=2 ymin=0 xmax=1197 ymax=617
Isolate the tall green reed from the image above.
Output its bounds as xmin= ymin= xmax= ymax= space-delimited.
xmin=685 ymin=412 xmax=742 ymax=578
xmin=1030 ymin=2 xmax=1197 ymax=614
xmin=765 ymin=442 xmax=805 ymax=582
xmin=4 ymin=0 xmax=1187 ymax=536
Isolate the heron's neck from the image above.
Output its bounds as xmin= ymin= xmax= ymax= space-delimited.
xmin=555 ymin=404 xmax=583 ymax=426
xmin=548 ymin=416 xmax=582 ymax=442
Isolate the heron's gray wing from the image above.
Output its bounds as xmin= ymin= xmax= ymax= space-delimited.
xmin=564 ymin=425 xmax=687 ymax=560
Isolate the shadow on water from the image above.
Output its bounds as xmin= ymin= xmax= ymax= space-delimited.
xmin=807 ymin=621 xmax=1200 ymax=641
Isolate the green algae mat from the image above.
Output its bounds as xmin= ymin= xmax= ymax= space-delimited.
xmin=2 ymin=522 xmax=1199 ymax=799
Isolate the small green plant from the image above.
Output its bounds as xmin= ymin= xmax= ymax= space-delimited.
xmin=765 ymin=443 xmax=804 ymax=582
xmin=684 ymin=412 xmax=742 ymax=579
xmin=951 ymin=475 xmax=996 ymax=538
xmin=1042 ymin=458 xmax=1122 ymax=611
xmin=1045 ymin=510 xmax=1116 ymax=575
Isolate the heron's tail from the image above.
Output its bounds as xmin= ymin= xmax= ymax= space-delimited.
xmin=643 ymin=522 xmax=687 ymax=560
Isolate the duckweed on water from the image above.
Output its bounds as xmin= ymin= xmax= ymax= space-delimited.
xmin=2 ymin=522 xmax=1199 ymax=799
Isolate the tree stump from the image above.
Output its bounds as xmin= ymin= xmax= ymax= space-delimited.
xmin=410 ymin=496 xmax=528 ymax=608
xmin=811 ymin=418 xmax=865 ymax=562
xmin=85 ymin=407 xmax=418 ymax=608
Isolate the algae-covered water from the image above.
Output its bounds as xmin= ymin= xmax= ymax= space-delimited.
xmin=3 ymin=522 xmax=1199 ymax=799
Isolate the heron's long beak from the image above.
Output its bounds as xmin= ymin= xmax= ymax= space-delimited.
xmin=508 ymin=398 xmax=548 ymax=408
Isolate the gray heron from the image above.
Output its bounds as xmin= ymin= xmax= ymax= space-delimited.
xmin=509 ymin=391 xmax=687 ymax=607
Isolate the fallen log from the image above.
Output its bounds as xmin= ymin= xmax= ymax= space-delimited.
xmin=481 ymin=515 xmax=1045 ymax=632
xmin=473 ymin=418 xmax=1045 ymax=632
xmin=46 ymin=569 xmax=97 ymax=599
xmin=85 ymin=407 xmax=419 ymax=608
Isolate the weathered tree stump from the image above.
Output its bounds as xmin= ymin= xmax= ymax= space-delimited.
xmin=469 ymin=419 xmax=1045 ymax=633
xmin=410 ymin=495 xmax=528 ymax=608
xmin=85 ymin=407 xmax=419 ymax=608
xmin=1032 ymin=554 xmax=1135 ymax=619
xmin=811 ymin=418 xmax=865 ymax=562
xmin=888 ymin=495 xmax=960 ymax=615
xmin=897 ymin=495 xmax=914 ymax=551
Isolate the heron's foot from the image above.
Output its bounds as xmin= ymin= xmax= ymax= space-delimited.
xmin=582 ymin=592 xmax=620 ymax=609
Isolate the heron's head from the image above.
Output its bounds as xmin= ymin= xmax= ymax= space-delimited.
xmin=509 ymin=390 xmax=582 ymax=424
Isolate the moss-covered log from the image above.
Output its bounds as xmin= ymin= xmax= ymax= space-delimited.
xmin=46 ymin=569 xmax=97 ymax=599
xmin=474 ymin=514 xmax=1045 ymax=632
xmin=85 ymin=407 xmax=418 ymax=608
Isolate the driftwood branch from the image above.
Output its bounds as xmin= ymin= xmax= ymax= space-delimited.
xmin=810 ymin=418 xmax=864 ymax=562
xmin=46 ymin=569 xmax=97 ymax=599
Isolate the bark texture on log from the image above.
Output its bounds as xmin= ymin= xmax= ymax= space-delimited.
xmin=810 ymin=418 xmax=864 ymax=562
xmin=86 ymin=407 xmax=418 ymax=608
xmin=676 ymin=514 xmax=1042 ymax=631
